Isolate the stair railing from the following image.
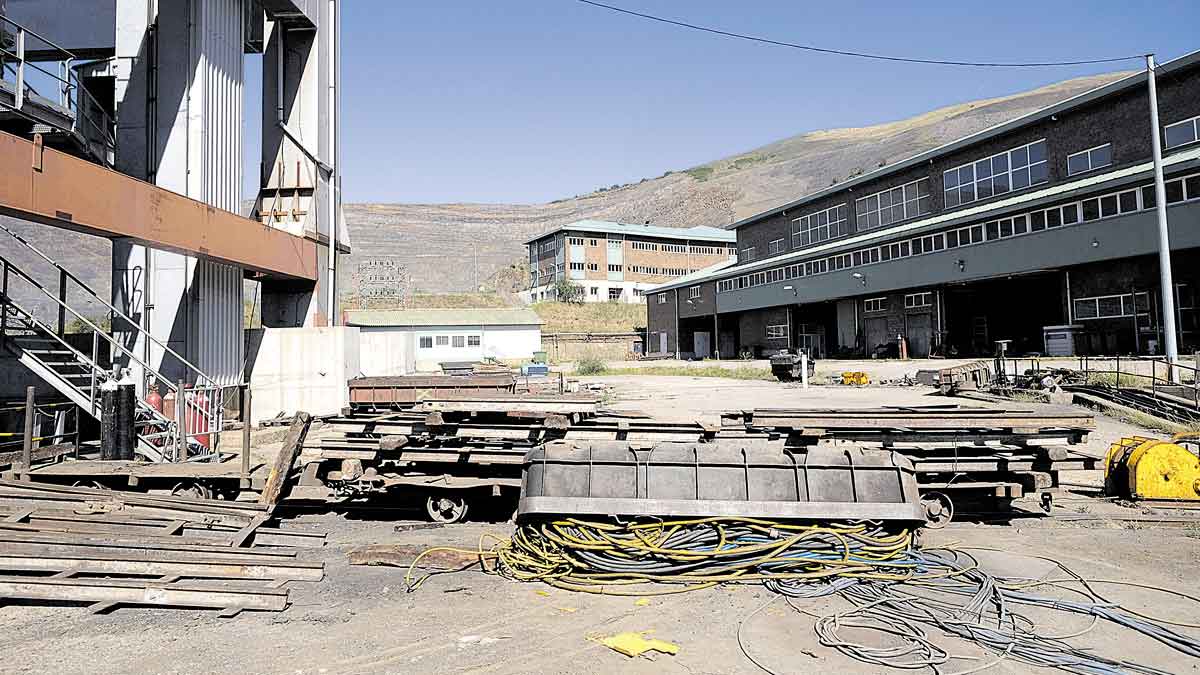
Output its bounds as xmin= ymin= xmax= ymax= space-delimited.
xmin=0 ymin=222 xmax=220 ymax=390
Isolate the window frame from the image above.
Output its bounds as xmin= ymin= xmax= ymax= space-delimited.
xmin=864 ymin=297 xmax=887 ymax=313
xmin=855 ymin=179 xmax=931 ymax=232
xmin=943 ymin=139 xmax=1048 ymax=208
xmin=1067 ymin=143 xmax=1113 ymax=176
xmin=1165 ymin=115 xmax=1200 ymax=149
xmin=765 ymin=324 xmax=788 ymax=340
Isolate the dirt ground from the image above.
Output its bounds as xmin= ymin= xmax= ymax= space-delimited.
xmin=2 ymin=376 xmax=1199 ymax=675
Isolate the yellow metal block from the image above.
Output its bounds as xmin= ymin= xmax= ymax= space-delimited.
xmin=1106 ymin=436 xmax=1200 ymax=500
xmin=841 ymin=371 xmax=869 ymax=386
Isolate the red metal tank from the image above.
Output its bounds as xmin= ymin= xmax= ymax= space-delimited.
xmin=144 ymin=382 xmax=163 ymax=446
xmin=186 ymin=389 xmax=210 ymax=449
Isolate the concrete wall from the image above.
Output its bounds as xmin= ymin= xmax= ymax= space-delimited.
xmin=358 ymin=328 xmax=414 ymax=377
xmin=246 ymin=326 xmax=360 ymax=422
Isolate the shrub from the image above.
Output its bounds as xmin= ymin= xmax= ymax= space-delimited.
xmin=551 ymin=279 xmax=585 ymax=305
xmin=575 ymin=356 xmax=608 ymax=375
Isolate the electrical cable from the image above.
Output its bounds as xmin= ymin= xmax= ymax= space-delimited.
xmin=574 ymin=0 xmax=1146 ymax=68
xmin=403 ymin=517 xmax=1200 ymax=674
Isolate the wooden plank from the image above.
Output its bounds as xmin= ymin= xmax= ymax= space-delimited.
xmin=260 ymin=412 xmax=312 ymax=506
xmin=0 ymin=553 xmax=324 ymax=581
xmin=0 ymin=443 xmax=75 ymax=470
xmin=230 ymin=514 xmax=269 ymax=548
xmin=0 ymin=541 xmax=299 ymax=564
xmin=0 ymin=575 xmax=289 ymax=611
xmin=0 ymin=530 xmax=297 ymax=556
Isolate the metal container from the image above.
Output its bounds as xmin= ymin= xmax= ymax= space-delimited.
xmin=519 ymin=440 xmax=923 ymax=522
xmin=348 ymin=374 xmax=517 ymax=410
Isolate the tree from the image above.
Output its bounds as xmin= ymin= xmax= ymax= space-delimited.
xmin=551 ymin=279 xmax=585 ymax=305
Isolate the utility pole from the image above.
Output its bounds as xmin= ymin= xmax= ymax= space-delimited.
xmin=1146 ymin=54 xmax=1181 ymax=382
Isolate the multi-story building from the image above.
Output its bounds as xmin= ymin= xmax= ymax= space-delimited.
xmin=524 ymin=220 xmax=736 ymax=303
xmin=646 ymin=52 xmax=1200 ymax=360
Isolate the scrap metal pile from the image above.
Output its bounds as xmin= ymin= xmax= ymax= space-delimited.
xmin=0 ymin=479 xmax=324 ymax=613
xmin=306 ymin=391 xmax=1097 ymax=525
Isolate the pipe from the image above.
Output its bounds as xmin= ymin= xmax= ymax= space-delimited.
xmin=1146 ymin=54 xmax=1179 ymax=382
xmin=327 ymin=0 xmax=340 ymax=325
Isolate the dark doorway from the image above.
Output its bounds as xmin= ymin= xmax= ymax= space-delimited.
xmin=944 ymin=273 xmax=1065 ymax=357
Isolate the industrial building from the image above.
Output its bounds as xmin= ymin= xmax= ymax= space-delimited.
xmin=0 ymin=0 xmax=346 ymax=454
xmin=646 ymin=52 xmax=1200 ymax=361
xmin=346 ymin=308 xmax=543 ymax=374
xmin=524 ymin=219 xmax=736 ymax=304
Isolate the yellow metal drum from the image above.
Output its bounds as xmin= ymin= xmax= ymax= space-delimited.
xmin=1105 ymin=436 xmax=1200 ymax=500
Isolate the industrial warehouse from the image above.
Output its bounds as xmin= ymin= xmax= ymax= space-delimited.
xmin=646 ymin=54 xmax=1200 ymax=361
xmin=0 ymin=2 xmax=1199 ymax=674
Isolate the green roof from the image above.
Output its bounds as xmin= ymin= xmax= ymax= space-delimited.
xmin=344 ymin=308 xmax=543 ymax=327
xmin=524 ymin=220 xmax=736 ymax=245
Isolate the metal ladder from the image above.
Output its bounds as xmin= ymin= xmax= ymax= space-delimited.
xmin=0 ymin=225 xmax=225 ymax=463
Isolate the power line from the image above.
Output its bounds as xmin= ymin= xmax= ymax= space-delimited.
xmin=575 ymin=0 xmax=1146 ymax=68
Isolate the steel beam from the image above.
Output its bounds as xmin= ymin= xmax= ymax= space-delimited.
xmin=0 ymin=131 xmax=317 ymax=281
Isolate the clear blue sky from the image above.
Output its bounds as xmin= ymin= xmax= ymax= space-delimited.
xmin=243 ymin=0 xmax=1200 ymax=205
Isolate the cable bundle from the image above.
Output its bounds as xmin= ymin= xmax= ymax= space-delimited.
xmin=403 ymin=518 xmax=1200 ymax=674
xmin=491 ymin=518 xmax=917 ymax=594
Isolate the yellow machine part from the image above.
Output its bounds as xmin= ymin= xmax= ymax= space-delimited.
xmin=1105 ymin=436 xmax=1200 ymax=500
xmin=841 ymin=371 xmax=869 ymax=386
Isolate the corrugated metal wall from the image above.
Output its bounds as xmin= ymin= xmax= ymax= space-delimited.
xmin=191 ymin=0 xmax=244 ymax=385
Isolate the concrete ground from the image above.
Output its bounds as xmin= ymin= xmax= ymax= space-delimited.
xmin=1 ymin=377 xmax=1198 ymax=674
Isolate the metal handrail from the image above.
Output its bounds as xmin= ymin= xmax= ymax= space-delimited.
xmin=1 ymin=296 xmax=178 ymax=462
xmin=0 ymin=254 xmax=210 ymax=399
xmin=0 ymin=16 xmax=116 ymax=163
xmin=0 ymin=225 xmax=219 ymax=389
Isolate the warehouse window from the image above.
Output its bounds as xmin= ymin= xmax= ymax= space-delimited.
xmin=468 ymin=335 xmax=481 ymax=347
xmin=864 ymin=297 xmax=887 ymax=313
xmin=768 ymin=238 xmax=785 ymax=255
xmin=765 ymin=324 xmax=788 ymax=340
xmin=570 ymin=262 xmax=585 ymax=270
xmin=905 ymin=292 xmax=932 ymax=309
xmin=689 ymin=286 xmax=701 ymax=299
xmin=452 ymin=335 xmax=466 ymax=348
xmin=419 ymin=336 xmax=433 ymax=349
xmin=856 ymin=179 xmax=930 ymax=231
xmin=1073 ymin=293 xmax=1149 ymax=321
xmin=1067 ymin=144 xmax=1112 ymax=176
xmin=568 ymin=237 xmax=585 ymax=246
xmin=609 ymin=288 xmax=623 ymax=301
xmin=608 ymin=264 xmax=622 ymax=272
xmin=944 ymin=140 xmax=1047 ymax=208
xmin=742 ymin=247 xmax=757 ymax=262
xmin=1165 ymin=115 xmax=1200 ymax=149
xmin=658 ymin=293 xmax=668 ymax=304
xmin=587 ymin=263 xmax=599 ymax=271
xmin=793 ymin=204 xmax=849 ymax=247
xmin=590 ymin=286 xmax=598 ymax=296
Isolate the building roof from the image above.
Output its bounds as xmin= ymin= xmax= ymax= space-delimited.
xmin=727 ymin=49 xmax=1200 ymax=231
xmin=344 ymin=308 xmax=543 ymax=328
xmin=646 ymin=143 xmax=1200 ymax=293
xmin=644 ymin=259 xmax=739 ymax=293
xmin=524 ymin=219 xmax=736 ymax=245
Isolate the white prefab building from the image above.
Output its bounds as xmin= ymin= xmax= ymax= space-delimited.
xmin=344 ymin=309 xmax=543 ymax=374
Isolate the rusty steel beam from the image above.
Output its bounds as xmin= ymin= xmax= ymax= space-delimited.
xmin=0 ymin=132 xmax=317 ymax=281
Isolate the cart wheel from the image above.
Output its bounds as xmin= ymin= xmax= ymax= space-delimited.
xmin=171 ymin=481 xmax=213 ymax=500
xmin=72 ymin=480 xmax=107 ymax=491
xmin=921 ymin=492 xmax=954 ymax=529
xmin=426 ymin=494 xmax=469 ymax=523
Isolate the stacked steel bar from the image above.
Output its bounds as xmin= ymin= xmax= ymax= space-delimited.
xmin=0 ymin=480 xmax=325 ymax=613
xmin=720 ymin=406 xmax=1099 ymax=509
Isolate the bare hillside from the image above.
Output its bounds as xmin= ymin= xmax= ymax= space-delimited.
xmin=0 ymin=72 xmax=1130 ymax=312
xmin=340 ymin=72 xmax=1128 ymax=299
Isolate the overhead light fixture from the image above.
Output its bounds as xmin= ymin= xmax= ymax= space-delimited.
xmin=956 ymin=259 xmax=966 ymax=272
xmin=851 ymin=272 xmax=866 ymax=287
xmin=1091 ymin=238 xmax=1100 ymax=248
xmin=783 ymin=285 xmax=797 ymax=297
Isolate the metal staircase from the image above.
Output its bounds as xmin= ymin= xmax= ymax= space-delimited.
xmin=0 ymin=224 xmax=226 ymax=463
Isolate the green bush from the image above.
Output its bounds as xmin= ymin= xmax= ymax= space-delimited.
xmin=575 ymin=356 xmax=609 ymax=375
